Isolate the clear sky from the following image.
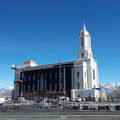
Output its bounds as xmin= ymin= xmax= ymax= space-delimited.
xmin=0 ymin=0 xmax=120 ymax=88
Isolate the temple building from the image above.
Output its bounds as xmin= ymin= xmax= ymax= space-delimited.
xmin=12 ymin=23 xmax=100 ymax=101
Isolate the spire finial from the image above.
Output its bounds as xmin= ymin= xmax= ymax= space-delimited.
xmin=83 ymin=21 xmax=86 ymax=30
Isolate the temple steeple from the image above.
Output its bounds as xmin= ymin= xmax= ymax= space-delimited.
xmin=77 ymin=23 xmax=93 ymax=60
xmin=83 ymin=22 xmax=86 ymax=31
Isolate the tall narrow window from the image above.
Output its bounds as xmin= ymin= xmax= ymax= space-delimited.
xmin=50 ymin=73 xmax=52 ymax=79
xmin=81 ymin=38 xmax=84 ymax=46
xmin=85 ymin=82 xmax=86 ymax=88
xmin=37 ymin=80 xmax=39 ymax=90
xmin=49 ymin=83 xmax=52 ymax=90
xmin=24 ymin=85 xmax=25 ymax=91
xmin=78 ymin=82 xmax=80 ymax=89
xmin=33 ymin=75 xmax=35 ymax=80
xmin=77 ymin=72 xmax=79 ymax=78
xmin=40 ymin=74 xmax=44 ymax=90
xmin=33 ymin=82 xmax=34 ymax=90
xmin=22 ymin=73 xmax=24 ymax=79
xmin=93 ymin=69 xmax=95 ymax=80
xmin=55 ymin=73 xmax=58 ymax=79
xmin=61 ymin=72 xmax=63 ymax=78
xmin=24 ymin=76 xmax=26 ymax=81
xmin=81 ymin=53 xmax=84 ymax=57
xmin=45 ymin=79 xmax=47 ymax=90
xmin=55 ymin=82 xmax=57 ymax=90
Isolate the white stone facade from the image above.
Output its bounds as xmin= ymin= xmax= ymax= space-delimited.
xmin=73 ymin=24 xmax=99 ymax=90
xmin=72 ymin=23 xmax=100 ymax=101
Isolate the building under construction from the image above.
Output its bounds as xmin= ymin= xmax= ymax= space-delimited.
xmin=12 ymin=60 xmax=74 ymax=100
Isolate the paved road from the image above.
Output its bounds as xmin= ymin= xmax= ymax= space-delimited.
xmin=0 ymin=115 xmax=120 ymax=120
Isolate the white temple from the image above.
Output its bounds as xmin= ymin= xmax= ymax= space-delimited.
xmin=72 ymin=23 xmax=100 ymax=101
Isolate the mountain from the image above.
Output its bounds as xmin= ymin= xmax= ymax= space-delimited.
xmin=100 ymin=83 xmax=120 ymax=99
xmin=0 ymin=86 xmax=14 ymax=97
xmin=100 ymin=83 xmax=120 ymax=91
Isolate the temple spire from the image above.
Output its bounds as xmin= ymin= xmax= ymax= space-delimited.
xmin=83 ymin=21 xmax=86 ymax=30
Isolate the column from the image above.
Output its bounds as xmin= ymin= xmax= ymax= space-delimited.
xmin=28 ymin=75 xmax=30 ymax=91
xmin=63 ymin=68 xmax=66 ymax=92
xmin=71 ymin=68 xmax=74 ymax=89
xmin=59 ymin=63 xmax=61 ymax=92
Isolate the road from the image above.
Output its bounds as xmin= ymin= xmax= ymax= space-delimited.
xmin=0 ymin=115 xmax=120 ymax=120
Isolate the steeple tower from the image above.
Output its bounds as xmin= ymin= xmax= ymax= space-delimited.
xmin=77 ymin=23 xmax=93 ymax=60
xmin=74 ymin=23 xmax=99 ymax=91
xmin=83 ymin=22 xmax=86 ymax=31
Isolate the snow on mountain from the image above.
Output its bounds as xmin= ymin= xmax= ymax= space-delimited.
xmin=0 ymin=86 xmax=14 ymax=97
xmin=100 ymin=83 xmax=120 ymax=96
xmin=100 ymin=83 xmax=120 ymax=98
xmin=100 ymin=83 xmax=120 ymax=90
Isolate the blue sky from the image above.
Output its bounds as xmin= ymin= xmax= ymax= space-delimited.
xmin=0 ymin=0 xmax=120 ymax=88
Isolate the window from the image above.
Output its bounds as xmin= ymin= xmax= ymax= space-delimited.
xmin=49 ymin=83 xmax=52 ymax=90
xmin=93 ymin=69 xmax=95 ymax=80
xmin=55 ymin=73 xmax=58 ymax=79
xmin=61 ymin=72 xmax=63 ymax=78
xmin=28 ymin=83 xmax=30 ymax=91
xmin=22 ymin=73 xmax=24 ymax=79
xmin=29 ymin=75 xmax=31 ymax=81
xmin=45 ymin=79 xmax=47 ymax=90
xmin=45 ymin=73 xmax=47 ymax=78
xmin=24 ymin=85 xmax=25 ymax=91
xmin=40 ymin=74 xmax=44 ymax=90
xmin=24 ymin=76 xmax=26 ymax=81
xmin=33 ymin=75 xmax=35 ymax=80
xmin=33 ymin=83 xmax=34 ymax=90
xmin=38 ymin=74 xmax=40 ymax=77
xmin=81 ymin=37 xmax=84 ymax=46
xmin=50 ymin=73 xmax=52 ymax=79
xmin=55 ymin=83 xmax=57 ymax=90
xmin=37 ymin=80 xmax=39 ymax=90
xmin=78 ymin=82 xmax=80 ymax=89
xmin=77 ymin=72 xmax=79 ymax=78
xmin=85 ymin=82 xmax=86 ymax=88
xmin=81 ymin=53 xmax=84 ymax=57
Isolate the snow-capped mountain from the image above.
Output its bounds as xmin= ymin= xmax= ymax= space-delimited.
xmin=100 ymin=83 xmax=120 ymax=90
xmin=0 ymin=86 xmax=14 ymax=97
